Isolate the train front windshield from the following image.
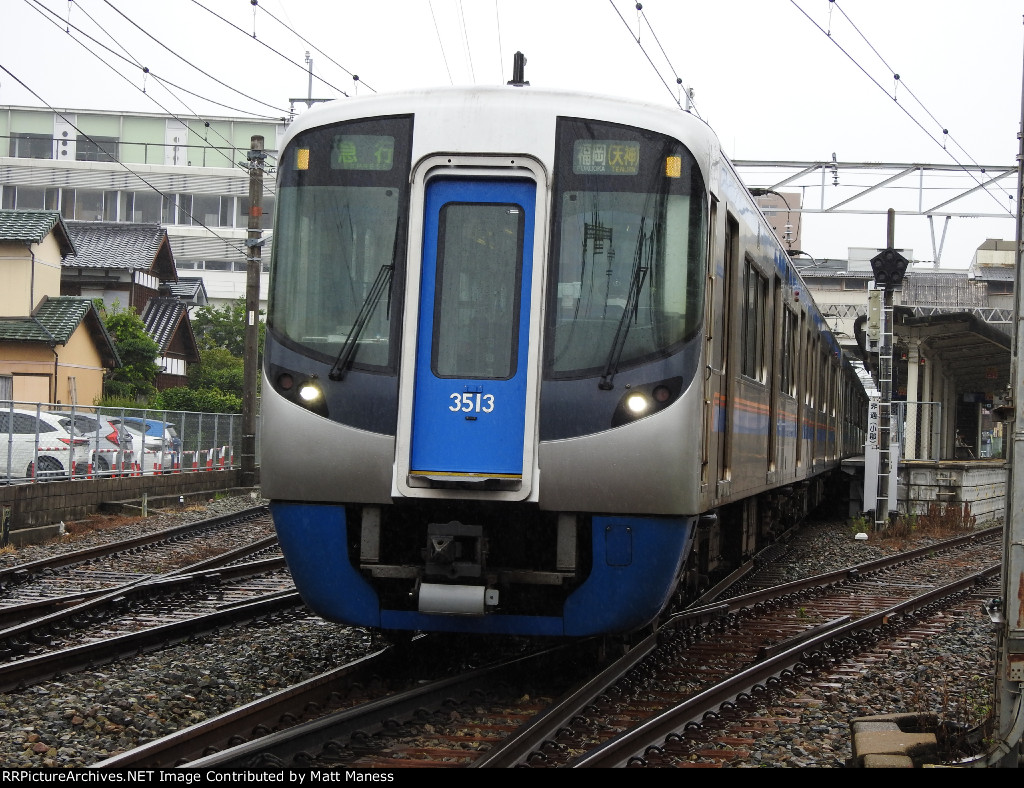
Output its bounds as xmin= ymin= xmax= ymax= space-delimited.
xmin=268 ymin=112 xmax=706 ymax=381
xmin=269 ymin=115 xmax=413 ymax=371
xmin=547 ymin=118 xmax=707 ymax=378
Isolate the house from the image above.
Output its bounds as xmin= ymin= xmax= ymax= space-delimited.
xmin=61 ymin=221 xmax=200 ymax=389
xmin=0 ymin=210 xmax=119 ymax=404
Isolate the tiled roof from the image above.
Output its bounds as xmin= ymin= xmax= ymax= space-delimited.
xmin=142 ymin=296 xmax=198 ymax=360
xmin=971 ymin=266 xmax=1015 ymax=282
xmin=0 ymin=296 xmax=120 ymax=366
xmin=64 ymin=221 xmax=177 ymax=280
xmin=164 ymin=277 xmax=209 ymax=306
xmin=0 ymin=210 xmax=77 ymax=256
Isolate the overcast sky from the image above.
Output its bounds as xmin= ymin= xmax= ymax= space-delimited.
xmin=2 ymin=0 xmax=1023 ymax=267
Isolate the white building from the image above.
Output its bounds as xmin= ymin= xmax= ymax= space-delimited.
xmin=0 ymin=105 xmax=285 ymax=311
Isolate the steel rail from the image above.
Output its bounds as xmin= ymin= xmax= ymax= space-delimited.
xmin=570 ymin=564 xmax=1001 ymax=768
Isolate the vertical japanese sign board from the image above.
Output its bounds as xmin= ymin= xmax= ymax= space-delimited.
xmin=863 ymin=397 xmax=879 ymax=513
xmin=862 ymin=395 xmax=897 ymax=515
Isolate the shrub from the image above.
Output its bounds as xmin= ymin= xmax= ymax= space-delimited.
xmin=155 ymin=387 xmax=241 ymax=414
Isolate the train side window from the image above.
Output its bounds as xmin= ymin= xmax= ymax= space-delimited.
xmin=780 ymin=306 xmax=796 ymax=396
xmin=741 ymin=259 xmax=767 ymax=383
xmin=819 ymin=349 xmax=828 ymax=413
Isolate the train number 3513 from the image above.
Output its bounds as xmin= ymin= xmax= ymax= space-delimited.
xmin=449 ymin=392 xmax=495 ymax=413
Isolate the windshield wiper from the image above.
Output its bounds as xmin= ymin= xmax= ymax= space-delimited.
xmin=599 ymin=218 xmax=653 ymax=390
xmin=328 ymin=263 xmax=393 ymax=381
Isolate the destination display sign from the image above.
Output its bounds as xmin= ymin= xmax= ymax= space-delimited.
xmin=331 ymin=134 xmax=396 ymax=170
xmin=572 ymin=139 xmax=641 ymax=175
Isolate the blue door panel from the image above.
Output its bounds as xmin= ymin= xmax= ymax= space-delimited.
xmin=410 ymin=179 xmax=535 ymax=477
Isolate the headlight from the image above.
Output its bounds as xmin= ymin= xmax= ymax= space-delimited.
xmin=610 ymin=377 xmax=684 ymax=428
xmin=298 ymin=381 xmax=322 ymax=402
xmin=626 ymin=393 xmax=649 ymax=414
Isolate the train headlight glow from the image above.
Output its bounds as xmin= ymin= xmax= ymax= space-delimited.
xmin=626 ymin=393 xmax=650 ymax=414
xmin=610 ymin=377 xmax=682 ymax=428
xmin=665 ymin=156 xmax=682 ymax=178
xmin=296 ymin=148 xmax=310 ymax=170
xmin=298 ymin=381 xmax=323 ymax=402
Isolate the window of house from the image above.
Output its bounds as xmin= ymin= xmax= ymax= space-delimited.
xmin=262 ymin=194 xmax=275 ymax=230
xmin=1 ymin=186 xmax=59 ymax=210
xmin=192 ymin=194 xmax=220 ymax=227
xmin=122 ymin=191 xmax=162 ymax=223
xmin=220 ymin=195 xmax=235 ymax=227
xmin=76 ymin=135 xmax=118 ymax=162
xmin=73 ymin=189 xmax=117 ymax=221
xmin=162 ymin=194 xmax=181 ymax=224
xmin=60 ymin=189 xmax=75 ymax=220
xmin=10 ymin=133 xmax=52 ymax=159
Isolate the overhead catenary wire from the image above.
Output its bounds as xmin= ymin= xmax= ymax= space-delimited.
xmin=251 ymin=0 xmax=377 ymax=94
xmin=26 ymin=0 xmax=286 ymax=121
xmin=494 ymin=0 xmax=506 ymax=84
xmin=187 ymin=0 xmax=350 ymax=98
xmin=830 ymin=1 xmax=1013 ymax=203
xmin=790 ymin=0 xmax=1013 ymax=218
xmin=20 ymin=0 xmax=281 ymax=179
xmin=0 ymin=62 xmax=253 ymax=262
xmin=456 ymin=0 xmax=476 ymax=84
xmin=608 ymin=0 xmax=696 ymax=114
xmin=430 ymin=0 xmax=456 ymax=85
xmin=101 ymin=0 xmax=291 ymax=115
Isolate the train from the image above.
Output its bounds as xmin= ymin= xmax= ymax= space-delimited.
xmin=259 ymin=82 xmax=868 ymax=639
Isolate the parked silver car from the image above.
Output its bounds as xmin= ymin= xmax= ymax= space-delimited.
xmin=0 ymin=408 xmax=87 ymax=481
xmin=110 ymin=417 xmax=180 ymax=473
xmin=52 ymin=412 xmax=135 ymax=475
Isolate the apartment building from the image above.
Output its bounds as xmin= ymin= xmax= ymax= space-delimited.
xmin=0 ymin=105 xmax=285 ymax=310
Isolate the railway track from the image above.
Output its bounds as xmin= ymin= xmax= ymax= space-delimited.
xmin=89 ymin=525 xmax=1002 ymax=768
xmin=0 ymin=506 xmax=298 ymax=692
xmin=0 ymin=506 xmax=275 ymax=601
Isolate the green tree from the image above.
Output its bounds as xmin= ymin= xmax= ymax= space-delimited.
xmin=188 ymin=347 xmax=244 ymax=398
xmin=192 ymin=297 xmax=265 ymax=356
xmin=101 ymin=305 xmax=161 ymax=402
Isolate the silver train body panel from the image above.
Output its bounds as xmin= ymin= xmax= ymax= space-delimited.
xmin=260 ymin=86 xmax=865 ymax=635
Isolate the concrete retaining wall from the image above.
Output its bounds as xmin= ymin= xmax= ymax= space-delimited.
xmin=0 ymin=469 xmax=247 ymax=546
xmin=899 ymin=460 xmax=1006 ymax=524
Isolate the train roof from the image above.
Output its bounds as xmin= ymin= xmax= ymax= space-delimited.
xmin=283 ymin=84 xmax=717 ymax=152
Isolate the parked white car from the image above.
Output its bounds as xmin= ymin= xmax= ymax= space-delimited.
xmin=0 ymin=408 xmax=89 ymax=482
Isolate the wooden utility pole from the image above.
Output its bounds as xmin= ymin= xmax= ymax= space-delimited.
xmin=241 ymin=136 xmax=265 ymax=487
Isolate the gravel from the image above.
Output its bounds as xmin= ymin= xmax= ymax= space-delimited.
xmin=0 ymin=495 xmax=1004 ymax=768
xmin=715 ymin=517 xmax=1001 ymax=768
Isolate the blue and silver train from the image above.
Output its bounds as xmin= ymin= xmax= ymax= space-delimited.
xmin=260 ymin=84 xmax=867 ymax=638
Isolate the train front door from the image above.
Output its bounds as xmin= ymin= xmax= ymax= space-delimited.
xmin=406 ymin=178 xmax=536 ymax=491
